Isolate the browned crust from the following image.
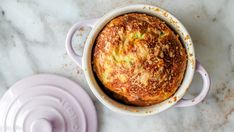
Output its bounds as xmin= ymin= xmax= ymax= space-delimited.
xmin=92 ymin=13 xmax=187 ymax=106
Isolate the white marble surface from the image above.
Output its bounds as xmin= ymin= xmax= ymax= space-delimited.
xmin=0 ymin=0 xmax=234 ymax=131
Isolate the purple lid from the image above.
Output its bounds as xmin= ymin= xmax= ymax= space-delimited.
xmin=0 ymin=74 xmax=97 ymax=132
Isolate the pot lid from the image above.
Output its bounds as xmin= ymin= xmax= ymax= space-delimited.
xmin=0 ymin=74 xmax=97 ymax=132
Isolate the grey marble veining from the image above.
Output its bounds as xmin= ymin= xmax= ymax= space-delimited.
xmin=0 ymin=0 xmax=234 ymax=131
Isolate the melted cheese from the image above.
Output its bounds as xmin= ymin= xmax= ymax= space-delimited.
xmin=93 ymin=13 xmax=187 ymax=106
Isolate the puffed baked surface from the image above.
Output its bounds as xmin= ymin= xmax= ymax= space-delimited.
xmin=92 ymin=13 xmax=187 ymax=106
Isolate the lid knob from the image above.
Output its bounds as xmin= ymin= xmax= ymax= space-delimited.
xmin=31 ymin=119 xmax=52 ymax=132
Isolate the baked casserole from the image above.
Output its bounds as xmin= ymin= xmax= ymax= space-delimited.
xmin=92 ymin=13 xmax=187 ymax=106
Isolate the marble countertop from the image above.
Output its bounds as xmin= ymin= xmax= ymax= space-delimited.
xmin=0 ymin=0 xmax=234 ymax=131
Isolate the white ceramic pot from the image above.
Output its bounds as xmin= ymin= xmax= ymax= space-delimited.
xmin=66 ymin=4 xmax=210 ymax=116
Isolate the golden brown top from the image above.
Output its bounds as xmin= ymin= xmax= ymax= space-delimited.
xmin=92 ymin=13 xmax=187 ymax=106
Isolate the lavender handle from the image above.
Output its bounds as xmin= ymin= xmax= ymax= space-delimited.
xmin=66 ymin=18 xmax=99 ymax=68
xmin=175 ymin=60 xmax=210 ymax=107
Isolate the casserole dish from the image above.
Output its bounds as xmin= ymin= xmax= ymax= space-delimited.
xmin=66 ymin=4 xmax=210 ymax=116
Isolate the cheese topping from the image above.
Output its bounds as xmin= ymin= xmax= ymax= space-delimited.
xmin=93 ymin=13 xmax=187 ymax=106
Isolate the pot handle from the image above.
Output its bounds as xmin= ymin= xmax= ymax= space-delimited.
xmin=66 ymin=18 xmax=99 ymax=68
xmin=175 ymin=60 xmax=210 ymax=107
